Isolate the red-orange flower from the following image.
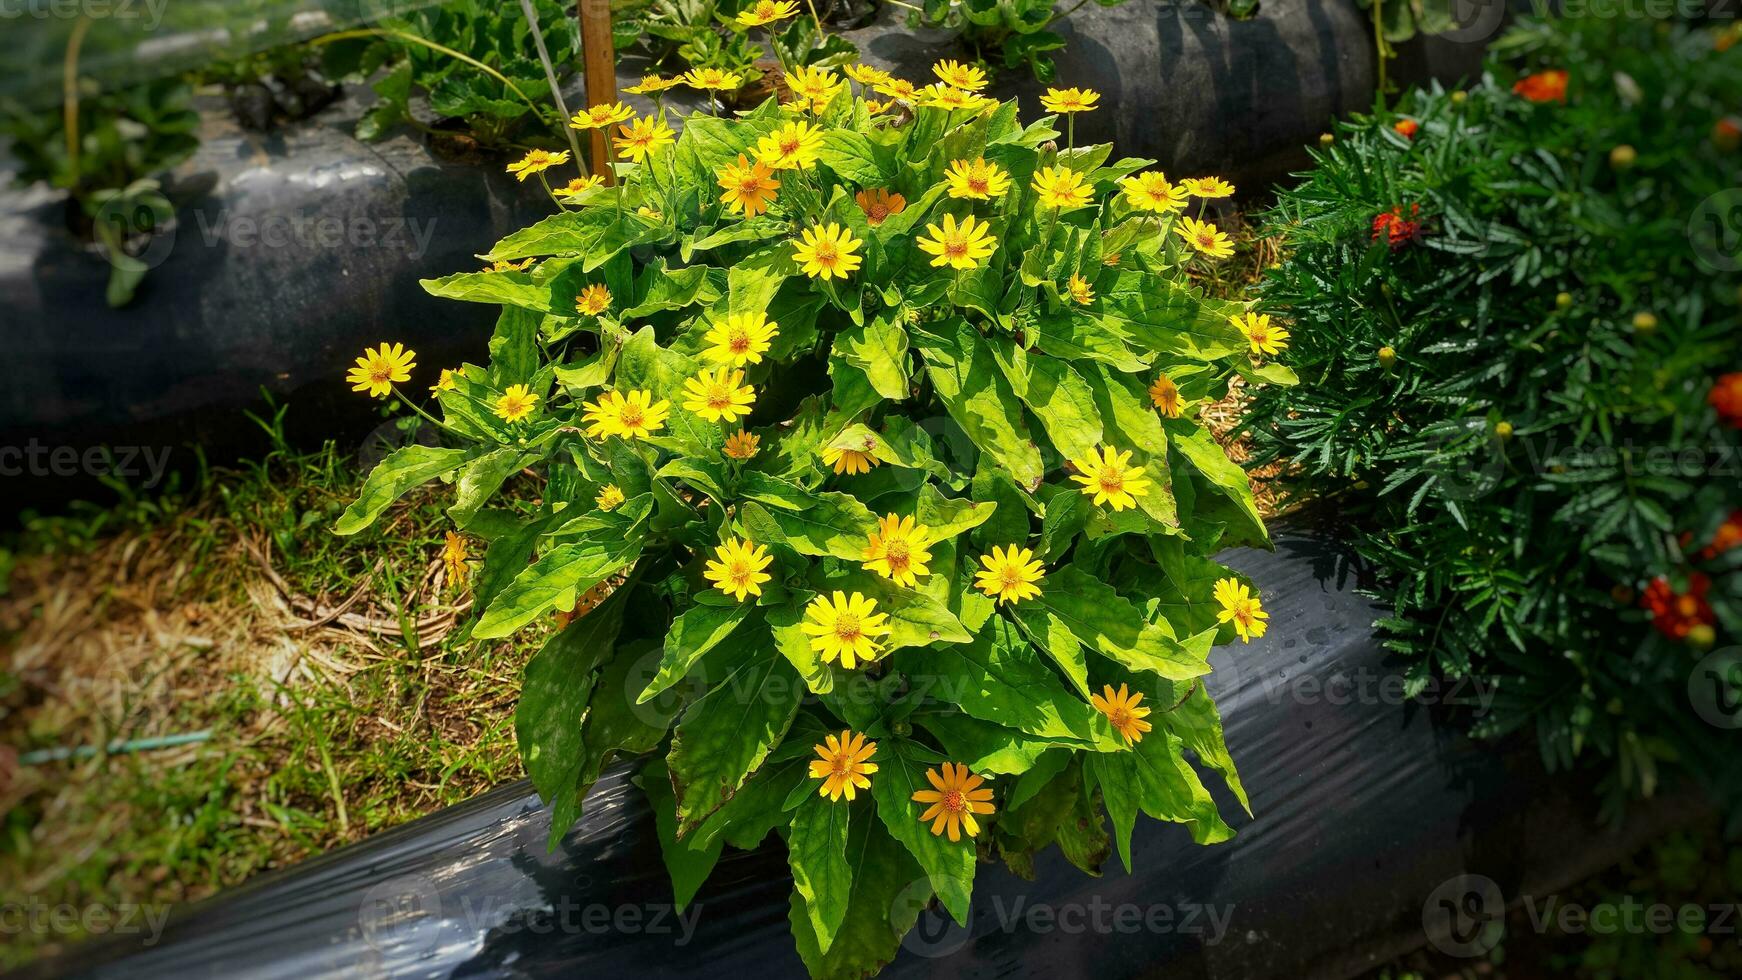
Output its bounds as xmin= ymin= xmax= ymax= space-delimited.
xmin=1711 ymin=372 xmax=1742 ymax=429
xmin=1513 ymin=69 xmax=1568 ymax=103
xmin=1371 ymin=203 xmax=1421 ymax=250
xmin=1641 ymin=574 xmax=1715 ymax=640
xmin=1393 ymin=118 xmax=1418 ymax=139
xmin=1697 ymin=510 xmax=1742 ymax=561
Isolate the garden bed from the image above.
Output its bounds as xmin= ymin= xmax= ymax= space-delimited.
xmin=20 ymin=521 xmax=1706 ymax=980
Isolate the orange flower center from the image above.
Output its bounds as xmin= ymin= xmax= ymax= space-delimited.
xmin=1098 ymin=471 xmax=1125 ymax=495
xmin=812 ymin=241 xmax=838 ymax=263
xmin=883 ymin=540 xmax=911 ymax=571
xmin=1108 ymin=706 xmax=1132 ymax=729
xmin=830 ymin=756 xmax=850 ymax=776
xmin=619 ymin=405 xmax=644 ymax=428
xmin=967 ymin=176 xmax=989 ymax=195
xmin=999 ymin=566 xmax=1024 ymax=588
xmin=833 ymin=612 xmax=862 ymax=643
xmin=370 ymin=363 xmax=393 ymax=383
xmin=944 ymin=237 xmax=969 ymax=259
xmin=779 ymin=137 xmax=801 ymax=156
xmin=728 ymin=330 xmax=751 ymax=354
xmin=941 ymin=789 xmax=965 ymax=812
xmin=865 ymin=201 xmax=889 ymax=223
xmin=705 ymin=385 xmax=733 ymax=411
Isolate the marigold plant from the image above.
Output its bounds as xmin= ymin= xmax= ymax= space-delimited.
xmin=336 ymin=71 xmax=1285 ymax=978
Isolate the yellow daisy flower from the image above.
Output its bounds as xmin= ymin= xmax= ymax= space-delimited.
xmin=623 ymin=74 xmax=682 ymax=94
xmin=568 ymin=101 xmax=636 ymax=131
xmin=874 ymin=77 xmax=919 ymax=102
xmin=1067 ymin=273 xmax=1094 ymax=305
xmin=1031 ymin=165 xmax=1093 ymax=210
xmin=919 ymin=83 xmax=991 ymax=112
xmin=681 ymin=367 xmax=756 ymax=423
xmin=717 ymin=154 xmax=781 ymax=217
xmin=864 ymin=98 xmax=895 ymax=116
xmin=703 ymin=312 xmax=779 ymax=366
xmin=1176 ymin=216 xmax=1234 ymax=259
xmin=575 ymin=283 xmax=612 ymax=317
xmin=1119 ymin=171 xmax=1190 ymax=213
xmin=614 ymin=115 xmax=675 ymax=163
xmin=346 ymin=342 xmax=415 ymax=398
xmin=553 ymin=175 xmax=605 ymax=200
xmin=974 ymin=545 xmax=1045 ymax=604
xmin=942 ymin=157 xmax=1011 ymax=200
xmin=1068 ymin=447 xmax=1151 ymax=511
xmin=596 ymin=484 xmax=625 ymax=511
xmin=441 ymin=531 xmax=469 ymax=590
xmin=843 ymin=62 xmax=891 ymax=87
xmin=494 ymin=384 xmax=539 ymax=423
xmin=862 ymin=514 xmax=933 ymax=588
xmin=755 ymin=120 xmax=824 ymax=171
xmin=1182 ymin=176 xmax=1235 ymax=198
xmin=430 ymin=368 xmax=458 ymax=395
xmin=489 ymin=257 xmax=535 ymax=272
xmin=505 ymin=148 xmax=570 ymax=181
xmin=855 ymin=188 xmax=906 ymax=226
xmin=821 ymin=445 xmax=879 ymax=475
xmin=724 ymin=430 xmax=761 ymax=460
xmin=785 ymin=65 xmax=845 ymax=113
xmin=1090 ymin=684 xmax=1152 ymax=745
xmin=1232 ymin=311 xmax=1290 ymax=355
xmin=1215 ymin=577 xmax=1268 ymax=642
xmin=810 ymin=730 xmax=878 ymax=801
xmin=800 ymin=591 xmax=891 ymax=669
xmin=912 ymin=763 xmax=995 ymax=841
xmin=1040 ymin=86 xmax=1100 ymax=114
xmin=703 ymin=537 xmax=774 ymax=601
xmin=917 ymin=213 xmax=998 ymax=270
xmin=932 ymin=59 xmax=988 ymax=91
xmin=792 ymin=222 xmax=863 ymax=280
xmin=1148 ymin=373 xmax=1183 ymax=418
xmin=582 ymin=389 xmax=671 ymax=440
xmin=682 ymin=67 xmax=744 ymax=91
xmin=736 ymin=0 xmax=800 ymax=27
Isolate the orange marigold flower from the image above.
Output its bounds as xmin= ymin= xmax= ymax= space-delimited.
xmin=1513 ymin=69 xmax=1568 ymax=103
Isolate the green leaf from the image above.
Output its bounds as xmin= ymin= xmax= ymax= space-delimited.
xmin=668 ymin=648 xmax=803 ymax=835
xmin=911 ymin=318 xmax=1045 ymax=491
xmin=789 ymin=794 xmax=854 ymax=953
xmin=1089 ymin=728 xmax=1234 ymax=872
xmin=641 ymin=756 xmax=723 ymax=913
xmin=1094 ymin=269 xmax=1248 ymax=360
xmin=515 ymin=587 xmax=627 ymax=806
xmin=421 ymin=270 xmax=555 ymax=312
xmin=915 ymin=712 xmax=1064 ymax=775
xmin=1009 ymin=601 xmax=1091 ymax=698
xmin=1164 ymin=418 xmax=1267 ymax=545
xmin=834 ymin=315 xmax=911 ymax=401
xmin=334 ymin=445 xmax=472 ymax=535
xmin=809 ymin=569 xmax=972 ymax=652
xmin=769 ymin=602 xmax=836 ymax=695
xmin=473 ymin=523 xmax=646 ymax=638
xmin=738 ymin=477 xmax=880 ymax=561
xmin=817 ymin=128 xmax=893 ymax=184
xmin=869 ymin=738 xmax=975 ymax=924
xmin=617 ymin=326 xmax=724 ymax=453
xmin=448 ymin=448 xmax=532 ymax=529
xmin=896 ymin=616 xmax=1103 ymax=743
xmin=788 ymin=804 xmax=925 ymax=980
xmin=1157 ymin=681 xmax=1250 ymax=814
xmin=988 ymin=336 xmax=1103 ymax=461
xmin=1085 ymin=364 xmax=1179 ymax=529
xmin=486 ymin=206 xmax=657 ymax=266
xmin=1035 ymin=565 xmax=1213 ymax=681
xmin=638 ymin=601 xmax=753 ymax=704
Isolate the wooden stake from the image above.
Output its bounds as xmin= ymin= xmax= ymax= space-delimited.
xmin=578 ymin=1 xmax=617 ymax=184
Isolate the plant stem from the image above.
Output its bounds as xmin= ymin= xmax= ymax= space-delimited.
xmin=63 ymin=16 xmax=92 ymax=179
xmin=311 ymin=29 xmax=545 ymax=120
xmin=515 ymin=0 xmax=586 ymax=163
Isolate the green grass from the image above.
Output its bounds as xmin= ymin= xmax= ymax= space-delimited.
xmin=0 ymin=405 xmax=546 ymax=968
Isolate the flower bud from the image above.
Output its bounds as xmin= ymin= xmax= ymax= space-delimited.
xmin=1378 ymin=346 xmax=1396 ymax=368
xmin=1631 ymin=311 xmax=1658 ymax=333
xmin=1608 ymin=144 xmax=1636 ymax=169
xmin=1688 ymin=623 xmax=1716 ymax=649
xmin=1494 ymin=420 xmax=1514 ymax=439
xmin=1555 ymin=291 xmax=1573 ymax=310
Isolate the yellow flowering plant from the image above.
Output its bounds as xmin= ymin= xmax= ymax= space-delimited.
xmin=335 ymin=76 xmax=1289 ymax=979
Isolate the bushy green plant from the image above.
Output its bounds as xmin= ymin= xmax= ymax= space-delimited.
xmin=318 ymin=0 xmax=580 ymax=145
xmin=0 ymin=78 xmax=200 ymax=306
xmin=1244 ymin=16 xmax=1742 ymax=816
xmin=336 ymin=69 xmax=1285 ymax=977
xmin=620 ymin=0 xmax=858 ymax=90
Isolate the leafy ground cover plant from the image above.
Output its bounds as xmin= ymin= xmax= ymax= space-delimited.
xmin=1243 ymin=16 xmax=1742 ymax=817
xmin=336 ymin=62 xmax=1287 ymax=976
